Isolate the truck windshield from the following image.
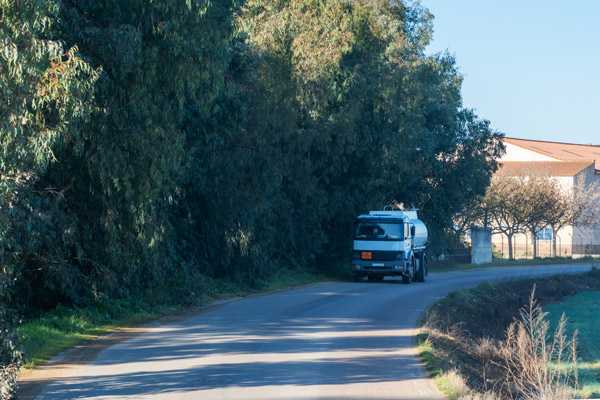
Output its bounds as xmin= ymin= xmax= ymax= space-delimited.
xmin=354 ymin=221 xmax=404 ymax=241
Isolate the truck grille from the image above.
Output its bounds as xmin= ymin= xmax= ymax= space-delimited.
xmin=366 ymin=251 xmax=399 ymax=261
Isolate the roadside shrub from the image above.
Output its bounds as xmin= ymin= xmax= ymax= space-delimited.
xmin=1 ymin=227 xmax=22 ymax=399
xmin=498 ymin=287 xmax=578 ymax=400
xmin=0 ymin=298 xmax=21 ymax=400
xmin=420 ymin=282 xmax=582 ymax=399
xmin=438 ymin=369 xmax=471 ymax=399
xmin=0 ymin=323 xmax=21 ymax=400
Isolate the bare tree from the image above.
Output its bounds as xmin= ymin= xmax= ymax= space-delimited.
xmin=484 ymin=176 xmax=528 ymax=260
xmin=543 ymin=190 xmax=573 ymax=258
xmin=465 ymin=167 xmax=600 ymax=260
xmin=543 ymin=178 xmax=599 ymax=257
xmin=524 ymin=172 xmax=600 ymax=257
xmin=518 ymin=175 xmax=562 ymax=258
xmin=571 ymin=177 xmax=600 ymax=250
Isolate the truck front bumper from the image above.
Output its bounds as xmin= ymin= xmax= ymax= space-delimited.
xmin=352 ymin=259 xmax=408 ymax=276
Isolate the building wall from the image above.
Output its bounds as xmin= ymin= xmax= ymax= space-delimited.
xmin=492 ymin=142 xmax=600 ymax=258
xmin=500 ymin=143 xmax=557 ymax=162
xmin=572 ymin=166 xmax=600 ymax=255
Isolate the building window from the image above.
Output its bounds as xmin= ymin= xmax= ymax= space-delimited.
xmin=536 ymin=227 xmax=553 ymax=242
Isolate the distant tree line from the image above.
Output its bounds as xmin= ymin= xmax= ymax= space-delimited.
xmin=1 ymin=0 xmax=503 ymax=394
xmin=454 ymin=171 xmax=600 ymax=259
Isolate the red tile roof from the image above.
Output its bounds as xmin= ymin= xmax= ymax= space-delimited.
xmin=497 ymin=161 xmax=594 ymax=177
xmin=502 ymin=137 xmax=600 ymax=173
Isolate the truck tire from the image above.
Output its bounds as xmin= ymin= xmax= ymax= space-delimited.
xmin=403 ymin=258 xmax=414 ymax=284
xmin=353 ymin=273 xmax=363 ymax=282
xmin=416 ymin=258 xmax=425 ymax=282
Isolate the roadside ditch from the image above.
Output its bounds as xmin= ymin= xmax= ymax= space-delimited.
xmin=418 ymin=268 xmax=600 ymax=399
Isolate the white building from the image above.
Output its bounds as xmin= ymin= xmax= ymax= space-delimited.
xmin=493 ymin=137 xmax=600 ymax=258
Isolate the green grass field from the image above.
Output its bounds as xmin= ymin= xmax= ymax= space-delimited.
xmin=545 ymin=291 xmax=600 ymax=398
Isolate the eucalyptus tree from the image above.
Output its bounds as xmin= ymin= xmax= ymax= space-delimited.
xmin=236 ymin=0 xmax=503 ymax=263
xmin=3 ymin=0 xmax=505 ymax=322
xmin=23 ymin=0 xmax=239 ymax=303
xmin=1 ymin=0 xmax=99 ymax=395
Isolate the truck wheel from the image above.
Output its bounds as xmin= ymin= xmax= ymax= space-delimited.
xmin=367 ymin=275 xmax=377 ymax=282
xmin=411 ymin=257 xmax=418 ymax=282
xmin=412 ymin=258 xmax=420 ymax=282
xmin=403 ymin=259 xmax=413 ymax=284
xmin=416 ymin=258 xmax=425 ymax=282
xmin=353 ymin=273 xmax=363 ymax=282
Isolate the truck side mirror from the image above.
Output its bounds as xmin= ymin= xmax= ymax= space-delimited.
xmin=410 ymin=226 xmax=416 ymax=237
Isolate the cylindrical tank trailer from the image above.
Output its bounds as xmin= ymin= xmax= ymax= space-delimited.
xmin=352 ymin=206 xmax=428 ymax=284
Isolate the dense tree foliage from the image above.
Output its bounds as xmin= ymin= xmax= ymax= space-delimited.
xmin=1 ymin=0 xmax=503 ymax=392
xmin=15 ymin=0 xmax=237 ymax=308
xmin=223 ymin=0 xmax=503 ymax=269
xmin=1 ymin=0 xmax=99 ymax=395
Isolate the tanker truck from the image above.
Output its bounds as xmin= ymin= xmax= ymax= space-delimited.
xmin=352 ymin=205 xmax=428 ymax=284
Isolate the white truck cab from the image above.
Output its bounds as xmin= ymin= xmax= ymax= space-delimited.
xmin=352 ymin=206 xmax=428 ymax=284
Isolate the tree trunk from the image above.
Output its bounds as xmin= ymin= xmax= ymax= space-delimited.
xmin=552 ymin=227 xmax=558 ymax=257
xmin=507 ymin=233 xmax=514 ymax=260
xmin=531 ymin=231 xmax=538 ymax=258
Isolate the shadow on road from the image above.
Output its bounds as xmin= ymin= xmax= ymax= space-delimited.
xmin=34 ymin=284 xmax=427 ymax=399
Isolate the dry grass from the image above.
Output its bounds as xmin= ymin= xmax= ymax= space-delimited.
xmin=420 ymin=283 xmax=581 ymax=399
xmin=437 ymin=369 xmax=472 ymax=399
xmin=498 ymin=286 xmax=578 ymax=400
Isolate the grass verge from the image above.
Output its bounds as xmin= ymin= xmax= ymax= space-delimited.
xmin=417 ymin=333 xmax=470 ymax=400
xmin=545 ymin=291 xmax=600 ymax=398
xmin=19 ymin=300 xmax=175 ymax=369
xmin=428 ymin=256 xmax=600 ymax=273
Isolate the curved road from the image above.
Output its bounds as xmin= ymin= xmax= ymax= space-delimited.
xmin=26 ymin=264 xmax=594 ymax=400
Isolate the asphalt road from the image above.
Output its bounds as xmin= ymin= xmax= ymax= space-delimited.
xmin=29 ymin=264 xmax=594 ymax=400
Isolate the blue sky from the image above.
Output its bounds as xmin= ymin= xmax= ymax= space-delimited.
xmin=421 ymin=0 xmax=600 ymax=145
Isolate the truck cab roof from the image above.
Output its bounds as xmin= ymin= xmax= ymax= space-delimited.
xmin=355 ymin=215 xmax=405 ymax=222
